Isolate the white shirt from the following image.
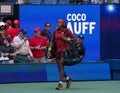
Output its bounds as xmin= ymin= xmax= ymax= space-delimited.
xmin=12 ymin=35 xmax=33 ymax=57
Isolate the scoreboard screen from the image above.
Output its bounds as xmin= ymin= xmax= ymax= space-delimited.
xmin=0 ymin=4 xmax=13 ymax=15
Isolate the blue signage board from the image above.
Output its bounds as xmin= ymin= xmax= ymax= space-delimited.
xmin=20 ymin=5 xmax=100 ymax=62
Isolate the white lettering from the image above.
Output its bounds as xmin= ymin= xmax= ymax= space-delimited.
xmin=74 ymin=22 xmax=81 ymax=34
xmin=72 ymin=13 xmax=76 ymax=21
xmin=67 ymin=13 xmax=87 ymax=21
xmin=66 ymin=13 xmax=96 ymax=35
xmin=67 ymin=22 xmax=73 ymax=33
xmin=82 ymin=13 xmax=86 ymax=21
xmin=67 ymin=13 xmax=71 ymax=21
xmin=89 ymin=22 xmax=96 ymax=34
xmin=82 ymin=22 xmax=89 ymax=34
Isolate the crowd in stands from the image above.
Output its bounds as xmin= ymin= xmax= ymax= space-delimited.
xmin=0 ymin=19 xmax=50 ymax=64
xmin=0 ymin=18 xmax=85 ymax=64
xmin=0 ymin=0 xmax=120 ymax=4
xmin=0 ymin=19 xmax=67 ymax=64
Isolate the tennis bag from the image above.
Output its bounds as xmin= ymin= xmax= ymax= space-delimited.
xmin=64 ymin=41 xmax=83 ymax=66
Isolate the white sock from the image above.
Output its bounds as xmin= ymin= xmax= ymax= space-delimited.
xmin=59 ymin=81 xmax=63 ymax=84
xmin=66 ymin=76 xmax=69 ymax=80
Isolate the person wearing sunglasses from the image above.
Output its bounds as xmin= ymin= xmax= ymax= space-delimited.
xmin=41 ymin=22 xmax=51 ymax=42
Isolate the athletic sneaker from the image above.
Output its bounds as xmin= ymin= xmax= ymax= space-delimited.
xmin=56 ymin=83 xmax=63 ymax=90
xmin=66 ymin=77 xmax=72 ymax=88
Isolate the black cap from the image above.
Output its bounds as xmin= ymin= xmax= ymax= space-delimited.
xmin=78 ymin=35 xmax=84 ymax=39
xmin=20 ymin=29 xmax=27 ymax=35
xmin=3 ymin=37 xmax=11 ymax=43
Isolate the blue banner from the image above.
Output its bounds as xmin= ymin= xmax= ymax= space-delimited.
xmin=20 ymin=5 xmax=100 ymax=62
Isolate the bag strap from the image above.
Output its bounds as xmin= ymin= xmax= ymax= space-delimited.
xmin=64 ymin=29 xmax=68 ymax=36
xmin=64 ymin=29 xmax=69 ymax=50
xmin=53 ymin=30 xmax=57 ymax=43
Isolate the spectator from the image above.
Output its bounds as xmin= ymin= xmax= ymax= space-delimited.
xmin=13 ymin=19 xmax=20 ymax=35
xmin=0 ymin=0 xmax=5 ymax=3
xmin=0 ymin=22 xmax=6 ymax=51
xmin=0 ymin=22 xmax=6 ymax=38
xmin=2 ymin=37 xmax=16 ymax=64
xmin=69 ymin=0 xmax=76 ymax=4
xmin=29 ymin=27 xmax=48 ymax=63
xmin=12 ymin=29 xmax=33 ymax=63
xmin=76 ymin=0 xmax=84 ymax=4
xmin=41 ymin=22 xmax=51 ymax=42
xmin=41 ymin=22 xmax=51 ymax=60
xmin=18 ymin=0 xmax=30 ymax=4
xmin=5 ymin=20 xmax=18 ymax=42
xmin=76 ymin=35 xmax=85 ymax=59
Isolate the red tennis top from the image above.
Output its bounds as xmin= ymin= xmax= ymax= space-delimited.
xmin=51 ymin=28 xmax=76 ymax=52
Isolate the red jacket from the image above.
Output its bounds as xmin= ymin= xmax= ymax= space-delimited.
xmin=51 ymin=28 xmax=76 ymax=52
xmin=29 ymin=36 xmax=48 ymax=58
xmin=14 ymin=27 xmax=20 ymax=35
xmin=6 ymin=27 xmax=18 ymax=41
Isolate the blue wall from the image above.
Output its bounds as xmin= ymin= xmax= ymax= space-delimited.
xmin=20 ymin=5 xmax=100 ymax=62
xmin=100 ymin=4 xmax=120 ymax=59
xmin=0 ymin=63 xmax=111 ymax=83
xmin=19 ymin=4 xmax=120 ymax=61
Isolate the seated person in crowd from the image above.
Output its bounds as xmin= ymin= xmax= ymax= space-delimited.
xmin=12 ymin=29 xmax=33 ymax=63
xmin=2 ymin=37 xmax=16 ymax=64
xmin=76 ymin=35 xmax=85 ymax=59
xmin=0 ymin=22 xmax=6 ymax=52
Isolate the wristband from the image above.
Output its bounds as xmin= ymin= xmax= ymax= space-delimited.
xmin=48 ymin=47 xmax=52 ymax=51
xmin=67 ymin=38 xmax=71 ymax=42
